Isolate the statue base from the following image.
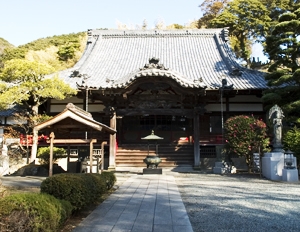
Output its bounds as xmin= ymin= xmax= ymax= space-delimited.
xmin=272 ymin=146 xmax=284 ymax=153
xmin=262 ymin=152 xmax=284 ymax=181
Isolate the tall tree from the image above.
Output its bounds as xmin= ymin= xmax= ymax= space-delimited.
xmin=0 ymin=59 xmax=77 ymax=161
xmin=197 ymin=0 xmax=229 ymax=28
xmin=262 ymin=5 xmax=300 ymax=123
xmin=210 ymin=0 xmax=271 ymax=61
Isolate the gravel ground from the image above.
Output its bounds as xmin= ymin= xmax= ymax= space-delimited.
xmin=175 ymin=173 xmax=300 ymax=232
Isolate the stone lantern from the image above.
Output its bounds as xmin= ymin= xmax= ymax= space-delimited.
xmin=282 ymin=149 xmax=299 ymax=182
xmin=284 ymin=149 xmax=296 ymax=169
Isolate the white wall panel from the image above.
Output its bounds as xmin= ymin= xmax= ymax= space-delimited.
xmin=229 ymin=95 xmax=261 ymax=102
xmin=229 ymin=104 xmax=263 ymax=111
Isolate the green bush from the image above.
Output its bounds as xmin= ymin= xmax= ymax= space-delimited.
xmin=0 ymin=193 xmax=73 ymax=232
xmin=100 ymin=171 xmax=117 ymax=189
xmin=224 ymin=115 xmax=270 ymax=167
xmin=283 ymin=126 xmax=300 ymax=164
xmin=40 ymin=173 xmax=114 ymax=211
xmin=37 ymin=146 xmax=67 ymax=166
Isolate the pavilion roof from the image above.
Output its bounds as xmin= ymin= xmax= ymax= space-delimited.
xmin=34 ymin=103 xmax=116 ymax=134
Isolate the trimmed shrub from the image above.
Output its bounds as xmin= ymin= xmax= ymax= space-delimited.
xmin=100 ymin=171 xmax=117 ymax=189
xmin=0 ymin=193 xmax=73 ymax=232
xmin=40 ymin=172 xmax=114 ymax=211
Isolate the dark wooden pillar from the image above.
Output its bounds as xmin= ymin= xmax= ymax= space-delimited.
xmin=108 ymin=108 xmax=116 ymax=170
xmin=193 ymin=113 xmax=200 ymax=167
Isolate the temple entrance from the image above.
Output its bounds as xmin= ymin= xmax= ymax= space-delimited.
xmin=120 ymin=115 xmax=192 ymax=144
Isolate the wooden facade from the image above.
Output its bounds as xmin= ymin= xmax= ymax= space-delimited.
xmin=45 ymin=29 xmax=268 ymax=169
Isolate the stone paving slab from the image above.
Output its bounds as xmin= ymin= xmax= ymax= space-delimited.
xmin=73 ymin=174 xmax=193 ymax=232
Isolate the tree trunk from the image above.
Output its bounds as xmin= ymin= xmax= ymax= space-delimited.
xmin=30 ymin=129 xmax=38 ymax=164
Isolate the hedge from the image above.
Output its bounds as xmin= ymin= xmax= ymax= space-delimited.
xmin=40 ymin=172 xmax=116 ymax=211
xmin=0 ymin=193 xmax=73 ymax=232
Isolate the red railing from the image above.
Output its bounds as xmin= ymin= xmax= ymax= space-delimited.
xmin=20 ymin=134 xmax=49 ymax=146
xmin=200 ymin=134 xmax=223 ymax=144
xmin=178 ymin=134 xmax=224 ymax=145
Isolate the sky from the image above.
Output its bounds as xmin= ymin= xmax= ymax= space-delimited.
xmin=1 ymin=0 xmax=202 ymax=46
xmin=0 ymin=0 xmax=267 ymax=62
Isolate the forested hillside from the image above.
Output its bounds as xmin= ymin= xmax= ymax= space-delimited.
xmin=0 ymin=32 xmax=87 ymax=71
xmin=0 ymin=37 xmax=14 ymax=55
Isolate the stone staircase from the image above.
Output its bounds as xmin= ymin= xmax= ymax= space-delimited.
xmin=116 ymin=144 xmax=195 ymax=167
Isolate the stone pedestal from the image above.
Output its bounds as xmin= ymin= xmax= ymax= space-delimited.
xmin=282 ymin=169 xmax=299 ymax=182
xmin=262 ymin=152 xmax=284 ymax=181
xmin=143 ymin=168 xmax=162 ymax=175
xmin=0 ymin=145 xmax=9 ymax=176
xmin=213 ymin=162 xmax=226 ymax=174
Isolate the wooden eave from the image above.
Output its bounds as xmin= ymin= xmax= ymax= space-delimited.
xmin=34 ymin=104 xmax=116 ymax=134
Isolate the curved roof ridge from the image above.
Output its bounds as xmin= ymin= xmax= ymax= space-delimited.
xmin=214 ymin=29 xmax=242 ymax=73
xmin=73 ymin=30 xmax=99 ymax=70
xmin=106 ymin=66 xmax=207 ymax=89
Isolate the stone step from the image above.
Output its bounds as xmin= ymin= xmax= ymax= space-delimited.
xmin=116 ymin=144 xmax=202 ymax=167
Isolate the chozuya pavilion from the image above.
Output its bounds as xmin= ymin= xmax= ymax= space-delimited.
xmin=42 ymin=28 xmax=269 ymax=170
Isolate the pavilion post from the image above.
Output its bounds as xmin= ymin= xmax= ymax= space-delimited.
xmin=30 ymin=128 xmax=39 ymax=163
xmin=109 ymin=109 xmax=116 ymax=170
xmin=49 ymin=132 xmax=55 ymax=177
xmin=89 ymin=140 xmax=93 ymax=173
xmin=101 ymin=141 xmax=107 ymax=172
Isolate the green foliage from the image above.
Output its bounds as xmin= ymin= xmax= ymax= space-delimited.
xmin=224 ymin=115 xmax=270 ymax=166
xmin=0 ymin=32 xmax=86 ymax=71
xmin=57 ymin=42 xmax=80 ymax=61
xmin=99 ymin=171 xmax=117 ymax=189
xmin=283 ymin=126 xmax=300 ymax=162
xmin=37 ymin=147 xmax=67 ymax=165
xmin=0 ymin=59 xmax=54 ymax=83
xmin=197 ymin=0 xmax=229 ymax=28
xmin=211 ymin=0 xmax=271 ymax=61
xmin=0 ymin=37 xmax=14 ymax=55
xmin=0 ymin=59 xmax=77 ymax=114
xmin=166 ymin=24 xmax=184 ymax=29
xmin=40 ymin=173 xmax=114 ymax=211
xmin=0 ymin=32 xmax=85 ymax=59
xmin=0 ymin=193 xmax=73 ymax=232
xmin=263 ymin=3 xmax=300 ymax=122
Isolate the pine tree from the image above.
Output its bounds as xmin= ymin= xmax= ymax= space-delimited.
xmin=262 ymin=5 xmax=300 ymax=123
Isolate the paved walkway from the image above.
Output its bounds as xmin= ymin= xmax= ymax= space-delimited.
xmin=73 ymin=174 xmax=193 ymax=232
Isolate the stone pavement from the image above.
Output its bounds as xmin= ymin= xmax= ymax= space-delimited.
xmin=73 ymin=173 xmax=193 ymax=232
xmin=0 ymin=176 xmax=46 ymax=188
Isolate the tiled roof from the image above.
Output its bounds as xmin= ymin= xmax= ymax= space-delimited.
xmin=0 ymin=105 xmax=20 ymax=117
xmin=57 ymin=29 xmax=268 ymax=91
xmin=35 ymin=103 xmax=116 ymax=134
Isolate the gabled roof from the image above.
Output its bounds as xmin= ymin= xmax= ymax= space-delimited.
xmin=57 ymin=29 xmax=268 ymax=91
xmin=34 ymin=103 xmax=116 ymax=134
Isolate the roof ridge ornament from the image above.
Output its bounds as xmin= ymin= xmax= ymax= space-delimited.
xmin=140 ymin=57 xmax=169 ymax=71
xmin=220 ymin=28 xmax=229 ymax=42
xmin=70 ymin=70 xmax=82 ymax=78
